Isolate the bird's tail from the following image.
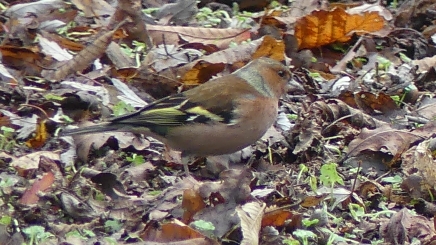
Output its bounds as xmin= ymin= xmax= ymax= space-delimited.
xmin=59 ymin=122 xmax=116 ymax=136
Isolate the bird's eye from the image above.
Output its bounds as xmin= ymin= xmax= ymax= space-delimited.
xmin=277 ymin=70 xmax=287 ymax=77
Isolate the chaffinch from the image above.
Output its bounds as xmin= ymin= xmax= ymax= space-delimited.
xmin=61 ymin=57 xmax=303 ymax=174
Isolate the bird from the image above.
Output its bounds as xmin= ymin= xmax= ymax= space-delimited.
xmin=60 ymin=57 xmax=303 ymax=175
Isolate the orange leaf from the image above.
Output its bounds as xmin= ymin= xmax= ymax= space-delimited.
xmin=181 ymin=189 xmax=206 ymax=224
xmin=261 ymin=209 xmax=294 ymax=227
xmin=140 ymin=220 xmax=204 ymax=242
xmin=252 ymin=35 xmax=286 ymax=61
xmin=295 ymin=8 xmax=385 ymax=49
xmin=26 ymin=119 xmax=47 ymax=149
xmin=181 ymin=61 xmax=225 ymax=86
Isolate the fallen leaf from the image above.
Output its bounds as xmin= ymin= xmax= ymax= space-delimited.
xmin=295 ymin=8 xmax=385 ymax=49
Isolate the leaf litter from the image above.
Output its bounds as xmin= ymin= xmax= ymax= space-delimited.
xmin=1 ymin=0 xmax=436 ymax=244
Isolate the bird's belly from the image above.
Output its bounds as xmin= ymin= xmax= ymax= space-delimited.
xmin=165 ymin=111 xmax=277 ymax=156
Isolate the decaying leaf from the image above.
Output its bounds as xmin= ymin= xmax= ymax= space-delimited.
xmin=346 ymin=126 xmax=425 ymax=158
xmin=295 ymin=8 xmax=385 ymax=49
xmin=237 ymin=202 xmax=266 ymax=245
xmin=381 ymin=208 xmax=436 ymax=245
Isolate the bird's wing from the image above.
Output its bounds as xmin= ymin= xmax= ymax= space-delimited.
xmin=109 ymin=78 xmax=261 ymax=133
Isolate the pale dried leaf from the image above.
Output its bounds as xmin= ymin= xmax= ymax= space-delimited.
xmin=147 ymin=25 xmax=250 ymax=49
xmin=237 ymin=202 xmax=266 ymax=245
xmin=37 ymin=34 xmax=73 ymax=61
xmin=412 ymin=55 xmax=436 ymax=73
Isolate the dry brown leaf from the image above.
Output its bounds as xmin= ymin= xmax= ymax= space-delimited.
xmin=181 ymin=61 xmax=225 ymax=86
xmin=10 ymin=151 xmax=59 ymax=176
xmin=0 ymin=111 xmax=11 ymax=127
xmin=412 ymin=55 xmax=436 ymax=73
xmin=262 ymin=15 xmax=298 ymax=27
xmin=4 ymin=0 xmax=69 ymax=18
xmin=111 ymin=67 xmax=139 ymax=80
xmin=400 ymin=174 xmax=430 ymax=199
xmin=416 ymin=97 xmax=436 ymax=120
xmin=295 ymin=8 xmax=385 ymax=49
xmin=181 ymin=189 xmax=206 ymax=224
xmin=70 ymin=130 xmax=150 ymax=162
xmin=300 ymin=194 xmax=328 ymax=208
xmin=346 ymin=126 xmax=425 ymax=158
xmin=401 ymin=139 xmax=436 ymax=196
xmin=339 ymin=91 xmax=399 ymax=115
xmin=71 ymin=0 xmax=115 ymax=20
xmin=19 ymin=171 xmax=55 ymax=205
xmin=356 ymin=181 xmax=383 ymax=199
xmin=252 ymin=35 xmax=286 ymax=61
xmin=44 ymin=22 xmax=125 ymax=81
xmin=261 ymin=209 xmax=294 ymax=227
xmin=0 ymin=46 xmax=46 ymax=76
xmin=140 ymin=219 xmax=205 ymax=242
xmin=381 ymin=208 xmax=436 ymax=245
xmin=39 ymin=30 xmax=84 ymax=52
xmin=133 ymin=38 xmax=268 ymax=99
xmin=147 ymin=25 xmax=251 ymax=49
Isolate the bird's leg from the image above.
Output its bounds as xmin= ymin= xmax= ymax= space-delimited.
xmin=181 ymin=152 xmax=195 ymax=176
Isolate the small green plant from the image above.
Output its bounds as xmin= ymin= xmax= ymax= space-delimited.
xmin=331 ymin=43 xmax=348 ymax=53
xmin=293 ymin=229 xmax=317 ymax=245
xmin=389 ymin=0 xmax=398 ymax=8
xmin=349 ymin=203 xmax=365 ymax=222
xmin=307 ymin=71 xmax=326 ymax=83
xmin=371 ymin=238 xmax=385 ymax=244
xmin=44 ymin=93 xmax=65 ymax=102
xmin=113 ymin=101 xmax=135 ymax=117
xmin=142 ymin=8 xmax=159 ymax=15
xmin=148 ymin=190 xmax=162 ymax=196
xmin=104 ymin=237 xmax=119 ymax=245
xmin=0 ymin=215 xmax=12 ymax=226
xmin=196 ymin=7 xmax=231 ymax=27
xmin=82 ymin=229 xmax=96 ymax=237
xmin=283 ymin=239 xmax=300 ymax=245
xmin=302 ymin=218 xmax=319 ymax=228
xmin=348 ymin=203 xmax=395 ymax=223
xmin=308 ymin=175 xmax=317 ymax=192
xmin=287 ymin=113 xmax=298 ymax=120
xmin=56 ymin=21 xmax=75 ymax=36
xmin=380 ymin=175 xmax=402 ymax=189
xmin=126 ymin=153 xmax=145 ymax=166
xmin=231 ymin=3 xmax=254 ymax=28
xmin=318 ymin=227 xmax=360 ymax=244
xmin=191 ymin=220 xmax=215 ymax=236
xmin=61 ymin=114 xmax=75 ymax=125
xmin=399 ymin=52 xmax=411 ymax=63
xmin=0 ymin=126 xmax=16 ymax=151
xmin=0 ymin=176 xmax=16 ymax=192
xmin=319 ymin=163 xmax=344 ymax=188
xmin=120 ymin=41 xmax=147 ymax=66
xmin=104 ymin=219 xmax=123 ymax=233
xmin=297 ymin=164 xmax=308 ymax=184
xmin=22 ymin=225 xmax=54 ymax=245
xmin=391 ymin=83 xmax=417 ymax=107
xmin=66 ymin=229 xmax=96 ymax=240
xmin=377 ymin=56 xmax=391 ymax=71
xmin=307 ymin=71 xmax=321 ymax=79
